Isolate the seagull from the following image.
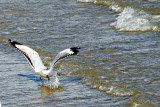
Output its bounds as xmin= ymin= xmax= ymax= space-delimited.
xmin=8 ymin=39 xmax=80 ymax=86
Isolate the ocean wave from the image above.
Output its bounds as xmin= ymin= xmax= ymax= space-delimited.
xmin=110 ymin=7 xmax=159 ymax=32
xmin=58 ymin=62 xmax=137 ymax=97
xmin=77 ymin=0 xmax=160 ymax=32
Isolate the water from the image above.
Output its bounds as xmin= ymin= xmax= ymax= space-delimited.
xmin=0 ymin=0 xmax=160 ymax=106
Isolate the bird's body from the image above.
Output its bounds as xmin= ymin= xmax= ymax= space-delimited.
xmin=8 ymin=39 xmax=80 ymax=85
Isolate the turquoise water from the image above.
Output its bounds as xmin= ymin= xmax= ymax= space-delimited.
xmin=0 ymin=0 xmax=160 ymax=106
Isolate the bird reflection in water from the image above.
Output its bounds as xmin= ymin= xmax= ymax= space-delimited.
xmin=40 ymin=85 xmax=63 ymax=96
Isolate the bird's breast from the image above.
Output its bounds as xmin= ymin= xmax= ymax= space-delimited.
xmin=38 ymin=71 xmax=47 ymax=78
xmin=38 ymin=71 xmax=54 ymax=78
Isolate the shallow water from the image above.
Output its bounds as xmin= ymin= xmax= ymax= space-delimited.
xmin=0 ymin=0 xmax=160 ymax=106
xmin=1 ymin=49 xmax=124 ymax=106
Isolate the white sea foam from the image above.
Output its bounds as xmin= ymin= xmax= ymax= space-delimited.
xmin=77 ymin=0 xmax=97 ymax=3
xmin=106 ymin=86 xmax=135 ymax=96
xmin=133 ymin=103 xmax=141 ymax=107
xmin=99 ymin=85 xmax=107 ymax=90
xmin=109 ymin=2 xmax=122 ymax=12
xmin=110 ymin=7 xmax=159 ymax=31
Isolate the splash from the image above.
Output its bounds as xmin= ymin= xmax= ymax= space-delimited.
xmin=44 ymin=74 xmax=60 ymax=89
xmin=50 ymin=75 xmax=60 ymax=89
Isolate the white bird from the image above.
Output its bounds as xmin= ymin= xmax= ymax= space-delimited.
xmin=8 ymin=39 xmax=80 ymax=86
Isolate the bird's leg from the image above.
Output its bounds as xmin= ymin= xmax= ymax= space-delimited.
xmin=57 ymin=72 xmax=61 ymax=76
xmin=40 ymin=77 xmax=45 ymax=86
xmin=47 ymin=75 xmax=50 ymax=82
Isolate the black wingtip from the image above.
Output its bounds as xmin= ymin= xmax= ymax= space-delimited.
xmin=70 ymin=47 xmax=81 ymax=55
xmin=8 ymin=39 xmax=23 ymax=47
xmin=8 ymin=39 xmax=11 ymax=42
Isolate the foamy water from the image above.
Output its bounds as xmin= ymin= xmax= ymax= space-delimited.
xmin=110 ymin=7 xmax=157 ymax=31
xmin=78 ymin=0 xmax=160 ymax=32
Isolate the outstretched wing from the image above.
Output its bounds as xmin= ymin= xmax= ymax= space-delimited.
xmin=8 ymin=39 xmax=46 ymax=71
xmin=48 ymin=47 xmax=80 ymax=70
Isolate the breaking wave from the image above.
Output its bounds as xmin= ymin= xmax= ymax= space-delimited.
xmin=110 ymin=7 xmax=159 ymax=32
xmin=77 ymin=0 xmax=160 ymax=32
